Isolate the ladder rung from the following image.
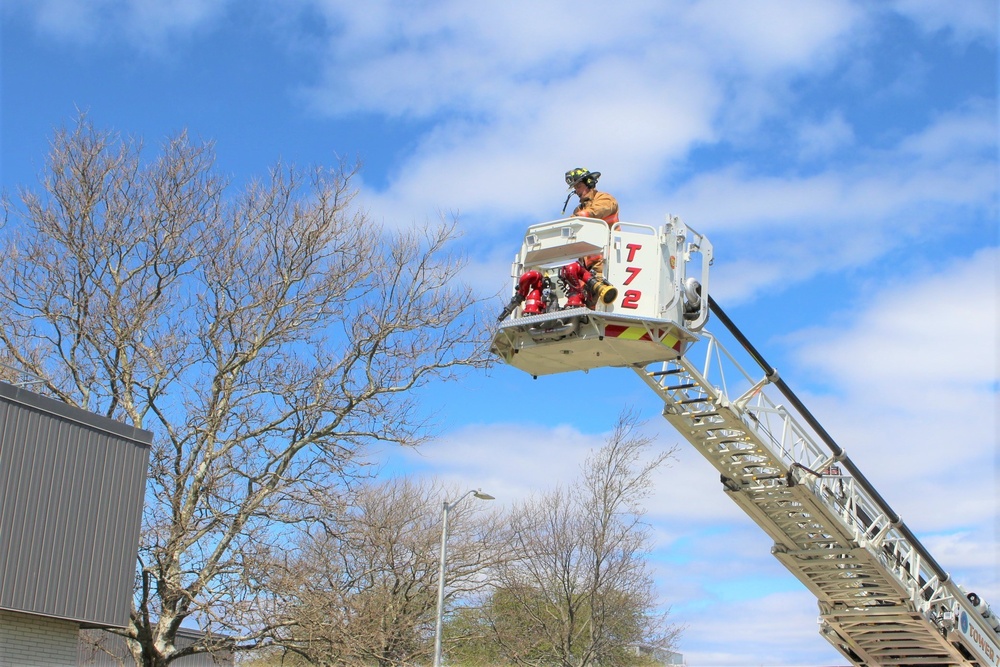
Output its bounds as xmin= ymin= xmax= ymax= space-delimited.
xmin=664 ymin=383 xmax=697 ymax=391
xmin=650 ymin=368 xmax=684 ymax=376
xmin=679 ymin=396 xmax=709 ymax=405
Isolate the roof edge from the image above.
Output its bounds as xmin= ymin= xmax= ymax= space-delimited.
xmin=0 ymin=380 xmax=153 ymax=447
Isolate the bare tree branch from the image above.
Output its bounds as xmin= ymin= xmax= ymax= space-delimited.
xmin=463 ymin=411 xmax=682 ymax=667
xmin=255 ymin=477 xmax=500 ymax=667
xmin=0 ymin=114 xmax=488 ymax=667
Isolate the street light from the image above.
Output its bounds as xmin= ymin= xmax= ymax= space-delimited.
xmin=433 ymin=488 xmax=494 ymax=667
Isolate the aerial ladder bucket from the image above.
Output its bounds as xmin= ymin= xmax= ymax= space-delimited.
xmin=491 ymin=215 xmax=712 ymax=377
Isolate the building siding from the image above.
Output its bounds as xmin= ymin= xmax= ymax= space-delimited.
xmin=0 ymin=609 xmax=79 ymax=667
xmin=0 ymin=382 xmax=152 ymax=629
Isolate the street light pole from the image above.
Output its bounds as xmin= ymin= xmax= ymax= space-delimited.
xmin=432 ymin=488 xmax=494 ymax=667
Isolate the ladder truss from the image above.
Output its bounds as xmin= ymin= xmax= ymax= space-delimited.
xmin=634 ymin=331 xmax=999 ymax=666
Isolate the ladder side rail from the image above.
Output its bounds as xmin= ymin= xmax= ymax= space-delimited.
xmin=756 ymin=376 xmax=1000 ymax=665
xmin=689 ymin=302 xmax=1000 ymax=664
xmin=706 ymin=296 xmax=954 ymax=587
xmin=688 ymin=332 xmax=845 ymax=476
xmin=679 ymin=332 xmax=844 ymax=474
xmin=675 ymin=340 xmax=956 ymax=614
xmin=843 ymin=483 xmax=951 ymax=614
xmin=739 ymin=402 xmax=837 ymax=474
xmin=640 ymin=356 xmax=1000 ymax=664
xmin=648 ymin=354 xmax=928 ymax=590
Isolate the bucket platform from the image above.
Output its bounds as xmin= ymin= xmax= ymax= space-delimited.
xmin=491 ymin=215 xmax=712 ymax=377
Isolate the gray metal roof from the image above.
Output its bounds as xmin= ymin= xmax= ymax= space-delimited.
xmin=0 ymin=381 xmax=152 ymax=628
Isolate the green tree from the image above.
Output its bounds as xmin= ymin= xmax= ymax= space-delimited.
xmin=0 ymin=115 xmax=485 ymax=666
xmin=453 ymin=412 xmax=681 ymax=667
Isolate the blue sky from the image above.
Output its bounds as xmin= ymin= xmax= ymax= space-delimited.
xmin=2 ymin=1 xmax=997 ymax=665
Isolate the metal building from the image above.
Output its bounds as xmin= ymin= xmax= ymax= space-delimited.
xmin=0 ymin=380 xmax=151 ymax=666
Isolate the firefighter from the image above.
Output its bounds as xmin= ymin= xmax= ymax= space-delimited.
xmin=497 ymin=169 xmax=620 ymax=321
xmin=564 ymin=168 xmax=618 ymax=305
xmin=565 ymin=168 xmax=619 ymax=224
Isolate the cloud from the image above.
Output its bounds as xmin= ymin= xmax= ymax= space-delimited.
xmin=351 ymin=67 xmax=721 ymax=232
xmin=890 ymin=0 xmax=1000 ymax=44
xmin=776 ymin=248 xmax=998 ymax=552
xmin=303 ymin=0 xmax=659 ymax=118
xmin=658 ymin=103 xmax=998 ymax=304
xmin=303 ymin=0 xmax=861 ymax=118
xmin=126 ymin=0 xmax=227 ymax=44
xmin=682 ymin=0 xmax=861 ymax=74
xmin=7 ymin=0 xmax=110 ymax=41
xmin=678 ymin=590 xmax=846 ymax=665
xmin=303 ymin=1 xmax=995 ymax=317
xmin=775 ymin=247 xmax=999 ymax=591
xmin=296 ymin=0 xmax=869 ymax=236
xmin=671 ymin=103 xmax=997 ymax=230
xmin=8 ymin=0 xmax=229 ymax=49
xmin=791 ymin=247 xmax=998 ymax=394
xmin=897 ymin=99 xmax=999 ymax=162
xmin=795 ymin=111 xmax=856 ymax=160
xmin=379 ymin=421 xmax=602 ymax=503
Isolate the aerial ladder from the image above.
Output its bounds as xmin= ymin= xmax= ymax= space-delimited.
xmin=491 ymin=215 xmax=1000 ymax=667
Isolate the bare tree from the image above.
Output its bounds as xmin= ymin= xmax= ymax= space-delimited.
xmin=0 ymin=115 xmax=486 ymax=666
xmin=256 ymin=477 xmax=499 ymax=666
xmin=461 ymin=411 xmax=681 ymax=667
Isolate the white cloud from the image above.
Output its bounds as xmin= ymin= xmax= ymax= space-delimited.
xmin=768 ymin=249 xmax=998 ymax=570
xmin=380 ymin=421 xmax=601 ymax=503
xmin=670 ymin=103 xmax=997 ymax=233
xmin=124 ymin=0 xmax=226 ymax=45
xmin=303 ymin=0 xmax=661 ymax=118
xmin=298 ymin=0 xmax=868 ymax=237
xmin=795 ymin=111 xmax=856 ymax=160
xmin=898 ymin=99 xmax=999 ymax=162
xmin=352 ymin=62 xmax=722 ymax=232
xmin=3 ymin=0 xmax=109 ymax=42
xmin=8 ymin=0 xmax=228 ymax=49
xmin=792 ymin=247 xmax=998 ymax=392
xmin=303 ymin=0 xmax=862 ymax=119
xmin=308 ymin=1 xmax=996 ymax=319
xmin=678 ymin=590 xmax=846 ymax=665
xmin=655 ymin=103 xmax=998 ymax=304
xmin=682 ymin=0 xmax=861 ymax=74
xmin=890 ymin=0 xmax=1000 ymax=44
xmin=775 ymin=247 xmax=999 ymax=591
xmin=924 ymin=531 xmax=1000 ymax=574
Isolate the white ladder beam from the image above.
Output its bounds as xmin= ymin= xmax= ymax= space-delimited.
xmin=633 ymin=330 xmax=994 ymax=666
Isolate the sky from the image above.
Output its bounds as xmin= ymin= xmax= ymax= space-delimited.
xmin=1 ymin=1 xmax=997 ymax=665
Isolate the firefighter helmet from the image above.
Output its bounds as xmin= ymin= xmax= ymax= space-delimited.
xmin=565 ymin=168 xmax=600 ymax=189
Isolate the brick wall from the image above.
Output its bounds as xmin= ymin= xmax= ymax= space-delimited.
xmin=0 ymin=609 xmax=80 ymax=667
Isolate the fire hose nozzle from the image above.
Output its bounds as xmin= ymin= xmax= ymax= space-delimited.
xmin=497 ymin=294 xmax=524 ymax=322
